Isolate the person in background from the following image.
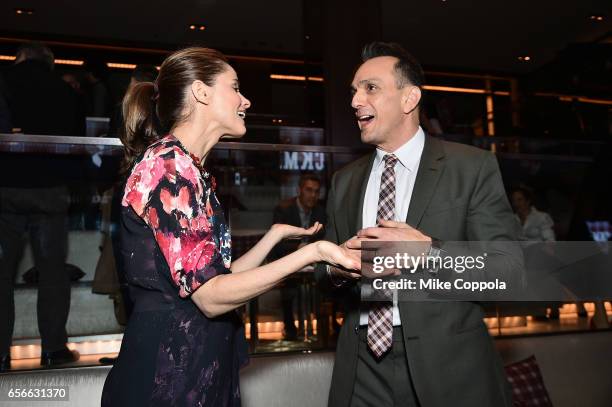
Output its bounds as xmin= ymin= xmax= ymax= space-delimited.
xmin=0 ymin=42 xmax=82 ymax=372
xmin=61 ymin=72 xmax=81 ymax=92
xmin=83 ymin=59 xmax=112 ymax=117
xmin=61 ymin=73 xmax=88 ymax=136
xmin=2 ymin=42 xmax=84 ymax=136
xmin=108 ymin=64 xmax=158 ymax=138
xmin=271 ymin=174 xmax=327 ymax=340
xmin=94 ymin=65 xmax=160 ymax=365
xmin=511 ymin=186 xmax=556 ymax=242
xmin=511 ymin=186 xmax=588 ymax=319
xmin=0 ymin=75 xmax=11 ymax=132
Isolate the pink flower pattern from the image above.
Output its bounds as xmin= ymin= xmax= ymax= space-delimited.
xmin=122 ymin=135 xmax=232 ymax=298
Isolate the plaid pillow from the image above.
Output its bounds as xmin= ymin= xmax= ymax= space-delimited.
xmin=505 ymin=355 xmax=553 ymax=407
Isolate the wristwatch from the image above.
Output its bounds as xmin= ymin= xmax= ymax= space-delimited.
xmin=428 ymin=237 xmax=443 ymax=257
xmin=427 ymin=237 xmax=443 ymax=273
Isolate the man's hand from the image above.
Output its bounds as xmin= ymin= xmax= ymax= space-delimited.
xmin=346 ymin=220 xmax=432 ymax=277
xmin=355 ymin=220 xmax=432 ymax=243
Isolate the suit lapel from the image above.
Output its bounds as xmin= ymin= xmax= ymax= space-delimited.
xmin=406 ymin=135 xmax=445 ymax=228
xmin=347 ymin=153 xmax=375 ymax=235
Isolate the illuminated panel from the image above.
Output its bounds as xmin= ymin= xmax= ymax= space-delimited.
xmin=54 ymin=59 xmax=84 ymax=66
xmin=423 ymin=85 xmax=485 ymax=94
xmin=270 ymin=74 xmax=324 ymax=82
xmin=535 ymin=92 xmax=612 ymax=106
xmin=1 ymin=55 xmax=83 ymax=65
xmin=107 ymin=62 xmax=137 ymax=69
xmin=486 ymin=95 xmax=495 ymax=136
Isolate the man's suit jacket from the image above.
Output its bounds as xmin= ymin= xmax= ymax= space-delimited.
xmin=1 ymin=60 xmax=85 ymax=188
xmin=270 ymin=197 xmax=327 ymax=260
xmin=320 ymin=135 xmax=522 ymax=407
xmin=2 ymin=60 xmax=83 ymax=137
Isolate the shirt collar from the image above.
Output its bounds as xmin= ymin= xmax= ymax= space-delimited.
xmin=373 ymin=126 xmax=425 ymax=172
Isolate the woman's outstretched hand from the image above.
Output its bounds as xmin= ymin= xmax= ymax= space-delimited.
xmin=315 ymin=240 xmax=361 ymax=276
xmin=271 ymin=222 xmax=323 ymax=241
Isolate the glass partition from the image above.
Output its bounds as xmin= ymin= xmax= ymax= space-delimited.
xmin=1 ymin=131 xmax=610 ymax=370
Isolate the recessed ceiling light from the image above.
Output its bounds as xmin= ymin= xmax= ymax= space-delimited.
xmin=518 ymin=56 xmax=531 ymax=62
xmin=15 ymin=8 xmax=34 ymax=15
xmin=588 ymin=14 xmax=604 ymax=21
xmin=189 ymin=24 xmax=206 ymax=31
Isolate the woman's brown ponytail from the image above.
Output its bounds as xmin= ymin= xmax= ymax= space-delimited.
xmin=120 ymin=81 xmax=160 ymax=173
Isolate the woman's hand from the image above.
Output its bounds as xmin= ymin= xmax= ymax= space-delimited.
xmin=315 ymin=240 xmax=361 ymax=275
xmin=270 ymin=222 xmax=323 ymax=241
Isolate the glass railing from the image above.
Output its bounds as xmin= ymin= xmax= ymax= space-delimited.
xmin=1 ymin=131 xmax=610 ymax=369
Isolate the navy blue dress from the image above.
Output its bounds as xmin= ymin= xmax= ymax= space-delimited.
xmin=101 ymin=135 xmax=248 ymax=406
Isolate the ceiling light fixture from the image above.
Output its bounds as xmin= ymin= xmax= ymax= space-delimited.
xmin=54 ymin=59 xmax=84 ymax=66
xmin=0 ymin=55 xmax=83 ymax=65
xmin=189 ymin=24 xmax=206 ymax=31
xmin=588 ymin=15 xmax=604 ymax=21
xmin=107 ymin=62 xmax=137 ymax=69
xmin=270 ymin=74 xmax=324 ymax=82
xmin=517 ymin=56 xmax=531 ymax=62
xmin=15 ymin=8 xmax=34 ymax=15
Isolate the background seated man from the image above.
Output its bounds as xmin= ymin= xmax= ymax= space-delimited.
xmin=270 ymin=174 xmax=326 ymax=340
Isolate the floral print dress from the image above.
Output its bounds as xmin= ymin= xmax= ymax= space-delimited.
xmin=102 ymin=135 xmax=248 ymax=407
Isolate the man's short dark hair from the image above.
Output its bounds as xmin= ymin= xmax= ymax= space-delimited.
xmin=299 ymin=173 xmax=321 ymax=188
xmin=511 ymin=186 xmax=533 ymax=203
xmin=16 ymin=42 xmax=54 ymax=69
xmin=132 ymin=64 xmax=158 ymax=83
xmin=361 ymin=42 xmax=425 ymax=89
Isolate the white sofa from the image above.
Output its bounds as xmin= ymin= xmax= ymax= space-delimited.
xmin=1 ymin=331 xmax=611 ymax=407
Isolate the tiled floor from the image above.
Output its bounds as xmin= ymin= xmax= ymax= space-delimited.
xmin=7 ymin=353 xmax=117 ymax=372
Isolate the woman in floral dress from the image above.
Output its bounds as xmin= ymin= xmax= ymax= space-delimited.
xmin=101 ymin=48 xmax=360 ymax=406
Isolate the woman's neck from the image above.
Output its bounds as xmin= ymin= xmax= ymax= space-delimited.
xmin=172 ymin=120 xmax=220 ymax=162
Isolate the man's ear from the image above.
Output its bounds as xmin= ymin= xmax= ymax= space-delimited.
xmin=191 ymin=80 xmax=211 ymax=105
xmin=402 ymin=86 xmax=421 ymax=114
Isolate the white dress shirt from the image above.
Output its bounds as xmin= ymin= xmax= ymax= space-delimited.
xmin=360 ymin=127 xmax=425 ymax=326
xmin=517 ymin=207 xmax=556 ymax=242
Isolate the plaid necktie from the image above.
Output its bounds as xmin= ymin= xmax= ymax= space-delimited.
xmin=367 ymin=153 xmax=398 ymax=358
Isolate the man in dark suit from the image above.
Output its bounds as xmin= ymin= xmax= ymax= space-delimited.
xmin=2 ymin=42 xmax=83 ymax=137
xmin=0 ymin=42 xmax=82 ymax=371
xmin=317 ymin=42 xmax=522 ymax=407
xmin=271 ymin=174 xmax=327 ymax=339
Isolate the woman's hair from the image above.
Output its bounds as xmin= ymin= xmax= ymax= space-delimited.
xmin=120 ymin=47 xmax=229 ymax=172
